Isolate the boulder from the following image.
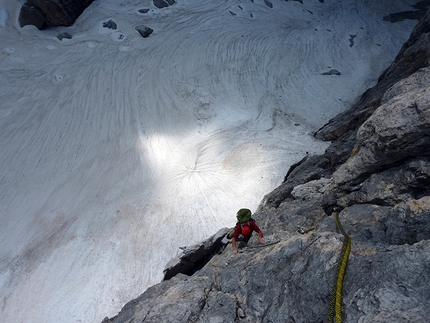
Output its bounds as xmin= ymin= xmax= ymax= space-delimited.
xmin=163 ymin=228 xmax=230 ymax=280
xmin=135 ymin=25 xmax=153 ymax=38
xmin=332 ymin=68 xmax=430 ymax=188
xmin=19 ymin=0 xmax=94 ymax=29
xmin=153 ymin=0 xmax=176 ymax=10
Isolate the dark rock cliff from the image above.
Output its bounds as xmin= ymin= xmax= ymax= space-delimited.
xmin=102 ymin=11 xmax=430 ymax=323
xmin=17 ymin=0 xmax=177 ymax=29
xmin=18 ymin=0 xmax=94 ymax=29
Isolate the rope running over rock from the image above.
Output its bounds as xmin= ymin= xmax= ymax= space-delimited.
xmin=328 ymin=211 xmax=351 ymax=323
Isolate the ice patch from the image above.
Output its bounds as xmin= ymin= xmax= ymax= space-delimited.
xmin=110 ymin=32 xmax=126 ymax=41
xmin=86 ymin=41 xmax=98 ymax=48
xmin=119 ymin=45 xmax=133 ymax=52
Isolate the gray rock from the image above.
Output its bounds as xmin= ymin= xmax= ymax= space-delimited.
xmin=153 ymin=0 xmax=176 ymax=9
xmin=102 ymin=19 xmax=117 ymax=30
xmin=105 ymin=275 xmax=214 ymax=323
xmin=163 ymin=228 xmax=230 ymax=280
xmin=332 ymin=71 xmax=430 ymax=188
xmin=321 ymin=69 xmax=341 ymax=76
xmin=57 ymin=32 xmax=72 ymax=40
xmin=264 ymin=0 xmax=273 ymax=9
xmin=291 ymin=177 xmax=332 ymax=201
xmin=335 ymin=158 xmax=430 ymax=208
xmin=18 ymin=3 xmax=46 ymax=29
xmin=135 ymin=25 xmax=154 ymax=38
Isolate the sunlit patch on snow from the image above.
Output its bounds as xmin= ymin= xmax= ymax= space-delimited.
xmin=135 ymin=130 xmax=269 ymax=222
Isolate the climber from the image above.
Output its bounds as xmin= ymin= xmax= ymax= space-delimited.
xmin=230 ymin=208 xmax=264 ymax=253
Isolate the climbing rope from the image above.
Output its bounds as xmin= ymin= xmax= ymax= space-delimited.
xmin=327 ymin=211 xmax=351 ymax=323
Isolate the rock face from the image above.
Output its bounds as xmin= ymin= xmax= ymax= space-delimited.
xmin=19 ymin=0 xmax=94 ymax=29
xmin=102 ymin=12 xmax=430 ymax=323
xmin=162 ymin=228 xmax=230 ymax=281
xmin=135 ymin=25 xmax=154 ymax=39
xmin=153 ymin=0 xmax=176 ymax=10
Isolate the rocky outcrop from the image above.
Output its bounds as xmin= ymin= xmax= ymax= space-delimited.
xmin=102 ymin=12 xmax=430 ymax=323
xmin=18 ymin=0 xmax=94 ymax=29
xmin=314 ymin=11 xmax=430 ymax=142
xmin=135 ymin=25 xmax=154 ymax=39
xmin=153 ymin=0 xmax=176 ymax=10
xmin=163 ymin=228 xmax=230 ymax=280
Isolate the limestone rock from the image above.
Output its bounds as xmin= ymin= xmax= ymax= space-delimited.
xmin=135 ymin=25 xmax=153 ymax=38
xmin=163 ymin=228 xmax=230 ymax=280
xmin=334 ymin=158 xmax=430 ymax=209
xmin=104 ymin=275 xmax=214 ymax=323
xmin=321 ymin=68 xmax=341 ymax=76
xmin=153 ymin=0 xmax=176 ymax=10
xmin=332 ymin=69 xmax=430 ymax=188
xmin=18 ymin=3 xmax=46 ymax=29
xmin=291 ymin=177 xmax=332 ymax=201
xmin=104 ymin=229 xmax=430 ymax=322
xmin=57 ymin=31 xmax=72 ymax=40
xmin=102 ymin=19 xmax=117 ymax=30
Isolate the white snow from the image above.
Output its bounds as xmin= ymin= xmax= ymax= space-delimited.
xmin=0 ymin=0 xmax=417 ymax=322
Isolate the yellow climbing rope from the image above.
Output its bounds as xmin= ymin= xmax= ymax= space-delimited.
xmin=327 ymin=211 xmax=351 ymax=323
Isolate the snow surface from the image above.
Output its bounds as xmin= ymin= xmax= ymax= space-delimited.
xmin=0 ymin=0 xmax=417 ymax=322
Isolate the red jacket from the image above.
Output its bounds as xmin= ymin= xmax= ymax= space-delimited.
xmin=232 ymin=220 xmax=261 ymax=240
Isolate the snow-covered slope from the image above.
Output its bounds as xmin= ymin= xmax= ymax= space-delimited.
xmin=0 ymin=0 xmax=417 ymax=322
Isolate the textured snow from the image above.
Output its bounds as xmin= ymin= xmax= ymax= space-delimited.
xmin=0 ymin=0 xmax=417 ymax=322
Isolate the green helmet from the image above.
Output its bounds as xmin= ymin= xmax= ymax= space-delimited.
xmin=236 ymin=208 xmax=252 ymax=223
